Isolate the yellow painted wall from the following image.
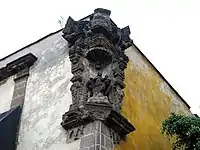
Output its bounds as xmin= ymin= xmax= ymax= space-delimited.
xmin=115 ymin=46 xmax=191 ymax=150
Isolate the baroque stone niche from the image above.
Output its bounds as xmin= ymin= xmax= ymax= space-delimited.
xmin=61 ymin=8 xmax=135 ymax=142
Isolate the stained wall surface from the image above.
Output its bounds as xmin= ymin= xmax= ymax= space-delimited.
xmin=0 ymin=76 xmax=15 ymax=113
xmin=0 ymin=30 xmax=192 ymax=150
xmin=14 ymin=32 xmax=80 ymax=150
xmin=115 ymin=46 xmax=191 ymax=150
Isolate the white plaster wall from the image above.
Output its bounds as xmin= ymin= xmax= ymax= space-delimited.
xmin=0 ymin=76 xmax=14 ymax=113
xmin=17 ymin=32 xmax=80 ymax=150
xmin=126 ymin=46 xmax=191 ymax=114
xmin=1 ymin=30 xmax=190 ymax=149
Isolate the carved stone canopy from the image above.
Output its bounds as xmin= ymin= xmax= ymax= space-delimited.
xmin=61 ymin=8 xmax=135 ymax=141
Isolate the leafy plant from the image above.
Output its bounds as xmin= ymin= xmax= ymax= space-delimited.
xmin=161 ymin=113 xmax=200 ymax=150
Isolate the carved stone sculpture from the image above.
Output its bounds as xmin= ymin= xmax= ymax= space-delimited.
xmin=61 ymin=8 xmax=135 ymax=143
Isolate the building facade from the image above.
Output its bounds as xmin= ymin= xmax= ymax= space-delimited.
xmin=0 ymin=8 xmax=191 ymax=150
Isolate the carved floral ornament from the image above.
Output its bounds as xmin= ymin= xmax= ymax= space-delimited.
xmin=61 ymin=8 xmax=135 ymax=141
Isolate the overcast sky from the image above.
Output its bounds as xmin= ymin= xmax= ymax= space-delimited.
xmin=0 ymin=0 xmax=199 ymax=115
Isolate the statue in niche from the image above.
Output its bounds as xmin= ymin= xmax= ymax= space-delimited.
xmin=70 ymin=81 xmax=81 ymax=104
xmin=86 ymin=72 xmax=112 ymax=103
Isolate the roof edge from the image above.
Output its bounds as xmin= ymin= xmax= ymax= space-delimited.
xmin=0 ymin=25 xmax=190 ymax=110
xmin=132 ymin=43 xmax=191 ymax=109
xmin=0 ymin=29 xmax=63 ymax=62
xmin=0 ymin=13 xmax=94 ymax=62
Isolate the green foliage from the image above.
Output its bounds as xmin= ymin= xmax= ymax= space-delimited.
xmin=161 ymin=113 xmax=200 ymax=150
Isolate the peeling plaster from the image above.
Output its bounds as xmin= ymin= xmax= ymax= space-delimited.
xmin=17 ymin=34 xmax=79 ymax=150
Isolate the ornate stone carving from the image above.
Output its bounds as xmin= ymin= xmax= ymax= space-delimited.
xmin=61 ymin=8 xmax=135 ymax=142
xmin=61 ymin=103 xmax=135 ymax=141
xmin=66 ymin=125 xmax=85 ymax=143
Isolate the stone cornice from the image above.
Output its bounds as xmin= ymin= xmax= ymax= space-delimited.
xmin=0 ymin=53 xmax=37 ymax=82
xmin=61 ymin=102 xmax=135 ymax=139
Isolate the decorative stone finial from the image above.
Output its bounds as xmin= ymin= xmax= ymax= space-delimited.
xmin=94 ymin=8 xmax=111 ymax=16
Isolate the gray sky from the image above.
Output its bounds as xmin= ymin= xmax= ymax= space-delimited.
xmin=0 ymin=0 xmax=199 ymax=115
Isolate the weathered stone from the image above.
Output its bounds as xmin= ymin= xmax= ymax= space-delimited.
xmin=96 ymin=133 xmax=100 ymax=144
xmin=80 ymin=148 xmax=88 ymax=150
xmin=61 ymin=8 xmax=135 ymax=148
xmin=101 ymin=134 xmax=105 ymax=146
xmin=101 ymin=146 xmax=107 ymax=150
xmin=89 ymin=146 xmax=95 ymax=150
xmin=0 ymin=53 xmax=37 ymax=82
xmin=10 ymin=54 xmax=37 ymax=109
xmin=80 ymin=134 xmax=95 ymax=148
xmin=95 ymin=145 xmax=100 ymax=150
xmin=101 ymin=123 xmax=110 ymax=138
xmin=11 ymin=96 xmax=24 ymax=108
xmin=106 ymin=138 xmax=114 ymax=150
